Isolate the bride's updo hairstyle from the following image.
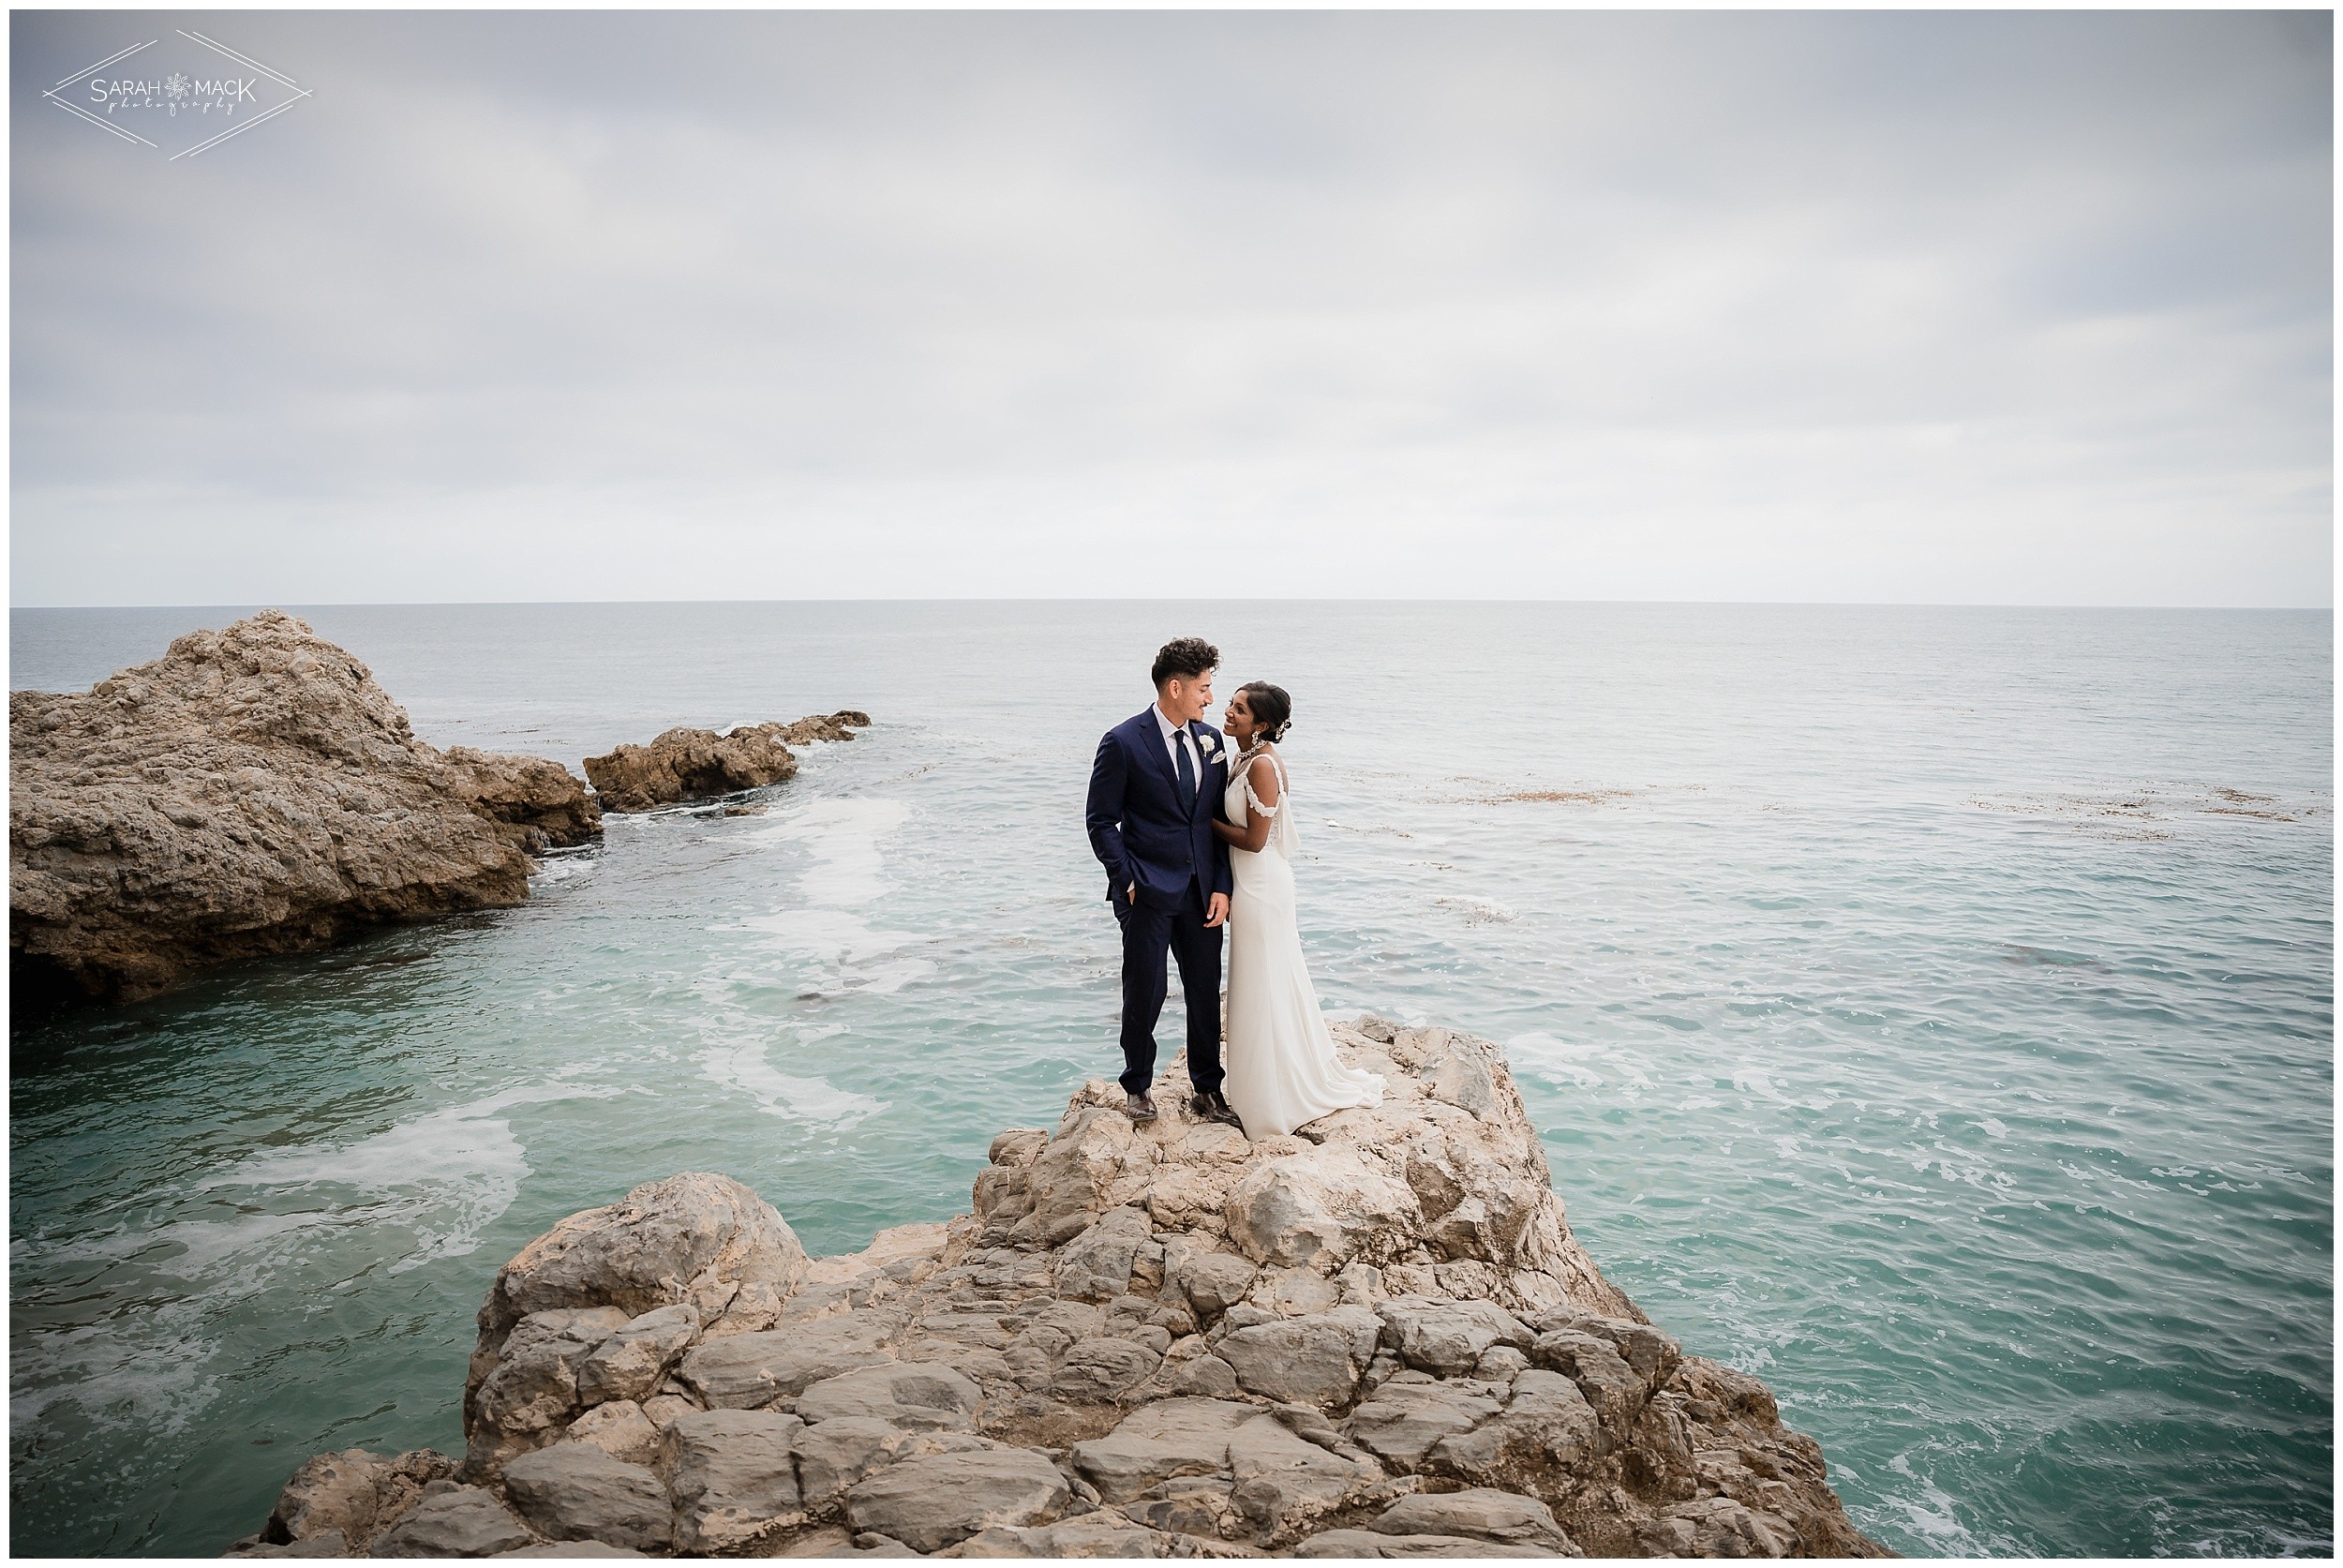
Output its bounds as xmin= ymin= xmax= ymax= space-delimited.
xmin=1239 ymin=681 xmax=1292 ymax=742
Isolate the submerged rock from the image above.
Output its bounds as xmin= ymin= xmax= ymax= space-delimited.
xmin=10 ymin=611 xmax=601 ymax=1010
xmin=581 ymin=710 xmax=870 ymax=813
xmin=239 ymin=1019 xmax=1888 ymax=1559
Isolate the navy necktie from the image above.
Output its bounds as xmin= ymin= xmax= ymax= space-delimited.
xmin=1175 ymin=730 xmax=1196 ymax=800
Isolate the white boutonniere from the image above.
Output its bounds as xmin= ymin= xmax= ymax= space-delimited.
xmin=1199 ymin=733 xmax=1221 ymax=760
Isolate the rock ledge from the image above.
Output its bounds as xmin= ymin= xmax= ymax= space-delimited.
xmin=232 ymin=1019 xmax=1890 ymax=1559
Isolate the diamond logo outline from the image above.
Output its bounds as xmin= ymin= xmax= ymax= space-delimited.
xmin=41 ymin=29 xmax=311 ymax=159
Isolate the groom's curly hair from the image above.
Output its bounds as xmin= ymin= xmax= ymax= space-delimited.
xmin=1151 ymin=637 xmax=1218 ymax=688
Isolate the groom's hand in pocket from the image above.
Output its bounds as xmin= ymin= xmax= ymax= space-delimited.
xmin=1204 ymin=892 xmax=1229 ymax=928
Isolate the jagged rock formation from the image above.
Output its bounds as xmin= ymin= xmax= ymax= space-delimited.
xmin=582 ymin=712 xmax=872 ymax=813
xmin=440 ymin=747 xmax=606 ymax=852
xmin=10 ymin=612 xmax=604 ymax=1011
xmin=231 ymin=1020 xmax=1889 ymax=1559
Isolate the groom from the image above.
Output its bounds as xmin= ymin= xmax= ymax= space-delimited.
xmin=1084 ymin=636 xmax=1242 ymax=1127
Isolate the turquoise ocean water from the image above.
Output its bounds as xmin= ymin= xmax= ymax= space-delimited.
xmin=7 ymin=601 xmax=2332 ymax=1556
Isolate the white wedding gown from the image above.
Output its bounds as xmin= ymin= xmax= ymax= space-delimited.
xmin=1221 ymin=751 xmax=1385 ymax=1139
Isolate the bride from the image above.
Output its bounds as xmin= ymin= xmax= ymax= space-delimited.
xmin=1211 ymin=682 xmax=1384 ymax=1139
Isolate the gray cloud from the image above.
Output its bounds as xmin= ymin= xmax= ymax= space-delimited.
xmin=9 ymin=10 xmax=2330 ymax=605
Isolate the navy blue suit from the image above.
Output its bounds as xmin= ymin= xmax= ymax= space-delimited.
xmin=1085 ymin=709 xmax=1234 ymax=1097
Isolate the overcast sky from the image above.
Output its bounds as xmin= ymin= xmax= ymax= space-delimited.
xmin=10 ymin=10 xmax=2332 ymax=607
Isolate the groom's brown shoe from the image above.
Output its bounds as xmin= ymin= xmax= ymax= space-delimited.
xmin=1126 ymin=1090 xmax=1158 ymax=1123
xmin=1191 ymin=1091 xmax=1243 ymax=1129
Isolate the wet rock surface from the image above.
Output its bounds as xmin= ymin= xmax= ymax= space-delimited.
xmin=581 ymin=711 xmax=870 ymax=813
xmin=234 ymin=1018 xmax=1889 ymax=1558
xmin=11 ymin=611 xmax=604 ymax=1009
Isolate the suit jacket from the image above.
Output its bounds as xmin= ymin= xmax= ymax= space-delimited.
xmin=1085 ymin=708 xmax=1234 ymax=909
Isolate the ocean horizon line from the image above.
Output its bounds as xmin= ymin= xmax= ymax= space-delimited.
xmin=9 ymin=596 xmax=2335 ymax=615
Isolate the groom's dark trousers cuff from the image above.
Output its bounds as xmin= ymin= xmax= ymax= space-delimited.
xmin=1113 ymin=879 xmax=1225 ymax=1098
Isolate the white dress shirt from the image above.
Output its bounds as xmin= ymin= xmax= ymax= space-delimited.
xmin=1154 ymin=703 xmax=1203 ymax=796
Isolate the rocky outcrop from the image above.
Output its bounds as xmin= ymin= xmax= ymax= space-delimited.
xmin=10 ymin=612 xmax=602 ymax=1010
xmin=582 ymin=712 xmax=871 ymax=813
xmin=231 ymin=1019 xmax=1889 ymax=1559
xmin=233 ymin=1447 xmax=463 ymax=1556
xmin=439 ymin=747 xmax=605 ymax=853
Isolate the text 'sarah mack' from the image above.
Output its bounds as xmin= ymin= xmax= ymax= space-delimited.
xmin=88 ymin=73 xmax=260 ymax=112
xmin=231 ymin=1020 xmax=1890 ymax=1560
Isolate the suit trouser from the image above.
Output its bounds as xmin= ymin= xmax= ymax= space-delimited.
xmin=1114 ymin=879 xmax=1225 ymax=1097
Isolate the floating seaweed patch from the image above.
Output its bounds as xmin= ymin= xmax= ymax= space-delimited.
xmin=1442 ymin=784 xmax=1643 ymax=807
xmin=2201 ymin=786 xmax=2321 ymax=822
xmin=1964 ymin=783 xmax=2326 ymax=838
xmin=1320 ymin=817 xmax=1418 ymax=839
xmin=1433 ymin=895 xmax=1516 ymax=925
